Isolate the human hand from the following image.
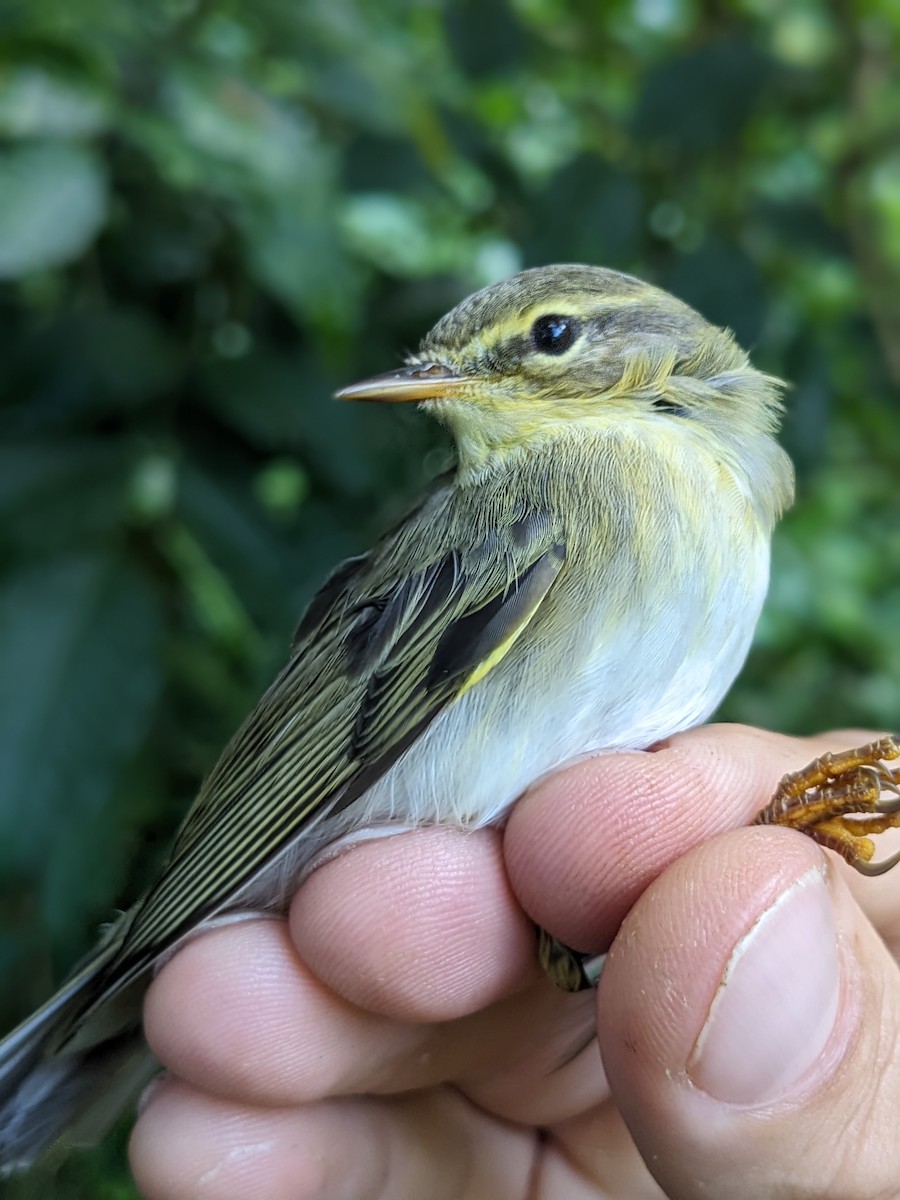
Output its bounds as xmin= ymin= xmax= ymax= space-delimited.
xmin=130 ymin=725 xmax=900 ymax=1198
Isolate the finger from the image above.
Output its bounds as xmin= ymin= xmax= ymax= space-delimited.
xmin=146 ymin=844 xmax=600 ymax=1121
xmin=144 ymin=920 xmax=424 ymax=1107
xmin=504 ymin=723 xmax=894 ymax=953
xmin=289 ymin=826 xmax=537 ymax=1021
xmin=598 ymin=826 xmax=900 ymax=1200
xmin=130 ymin=1078 xmax=536 ymax=1200
xmin=539 ymin=1104 xmax=668 ymax=1199
xmin=145 ymin=826 xmax=533 ymax=1104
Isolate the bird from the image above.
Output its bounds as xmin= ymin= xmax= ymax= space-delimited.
xmin=0 ymin=263 xmax=795 ymax=1174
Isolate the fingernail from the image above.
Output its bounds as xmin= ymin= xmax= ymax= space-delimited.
xmin=689 ymin=865 xmax=839 ymax=1105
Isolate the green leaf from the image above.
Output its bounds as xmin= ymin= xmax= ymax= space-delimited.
xmin=241 ymin=197 xmax=363 ymax=326
xmin=0 ymin=141 xmax=108 ymax=277
xmin=162 ymin=67 xmax=316 ymax=185
xmin=199 ymin=349 xmax=386 ymax=495
xmin=0 ymin=555 xmax=163 ymax=935
xmin=177 ymin=462 xmax=301 ymax=632
xmin=2 ymin=311 xmax=181 ymax=432
xmin=633 ymin=38 xmax=771 ymax=153
xmin=0 ymin=439 xmax=135 ymax=552
xmin=0 ymin=65 xmax=111 ymax=138
xmin=662 ymin=238 xmax=767 ymax=348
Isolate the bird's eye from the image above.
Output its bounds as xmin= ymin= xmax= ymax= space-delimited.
xmin=530 ymin=314 xmax=578 ymax=355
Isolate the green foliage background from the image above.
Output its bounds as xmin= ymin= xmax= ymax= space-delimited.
xmin=1 ymin=0 xmax=898 ymax=1194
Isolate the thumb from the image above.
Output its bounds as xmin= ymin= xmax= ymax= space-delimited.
xmin=598 ymin=826 xmax=900 ymax=1199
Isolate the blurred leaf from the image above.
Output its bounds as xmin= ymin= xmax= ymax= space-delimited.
xmin=199 ymin=349 xmax=310 ymax=450
xmin=867 ymin=154 xmax=900 ymax=268
xmin=634 ymin=38 xmax=771 ymax=153
xmin=340 ymin=192 xmax=446 ymax=275
xmin=254 ymin=458 xmax=309 ymax=517
xmin=0 ymin=64 xmax=111 ymax=138
xmin=162 ymin=68 xmax=315 ymax=185
xmin=0 ymin=554 xmax=162 ymax=933
xmin=527 ymin=161 xmax=644 ymax=265
xmin=177 ymin=461 xmax=302 ymax=631
xmin=662 ymin=238 xmax=768 ymax=348
xmin=0 ymin=439 xmax=135 ymax=552
xmin=61 ymin=310 xmax=181 ymax=408
xmin=2 ymin=311 xmax=180 ymax=432
xmin=445 ymin=0 xmax=527 ymax=77
xmin=338 ymin=191 xmax=518 ymax=283
xmin=241 ymin=198 xmax=363 ymax=327
xmin=0 ymin=141 xmax=108 ymax=277
xmin=199 ymin=348 xmax=395 ymax=497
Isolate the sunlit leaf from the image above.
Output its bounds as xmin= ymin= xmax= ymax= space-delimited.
xmin=0 ymin=141 xmax=108 ymax=278
xmin=0 ymin=65 xmax=111 ymax=138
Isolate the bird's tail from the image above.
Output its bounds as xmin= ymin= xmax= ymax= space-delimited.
xmin=0 ymin=927 xmax=155 ymax=1177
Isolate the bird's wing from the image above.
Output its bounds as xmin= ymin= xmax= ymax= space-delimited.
xmin=107 ymin=504 xmax=565 ymax=986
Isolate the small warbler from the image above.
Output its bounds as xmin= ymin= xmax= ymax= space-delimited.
xmin=0 ymin=263 xmax=796 ymax=1173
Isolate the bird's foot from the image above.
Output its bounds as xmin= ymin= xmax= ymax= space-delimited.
xmin=539 ymin=737 xmax=900 ymax=991
xmin=755 ymin=735 xmax=900 ymax=876
xmin=537 ymin=928 xmax=605 ymax=992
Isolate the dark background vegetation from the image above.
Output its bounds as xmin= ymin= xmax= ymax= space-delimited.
xmin=1 ymin=0 xmax=898 ymax=1194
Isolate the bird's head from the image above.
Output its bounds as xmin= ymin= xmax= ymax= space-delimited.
xmin=336 ymin=264 xmax=788 ymax=478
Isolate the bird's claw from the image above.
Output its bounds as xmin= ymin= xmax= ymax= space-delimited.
xmin=755 ymin=735 xmax=900 ymax=875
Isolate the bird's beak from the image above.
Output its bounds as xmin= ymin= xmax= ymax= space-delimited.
xmin=334 ymin=362 xmax=471 ymax=403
